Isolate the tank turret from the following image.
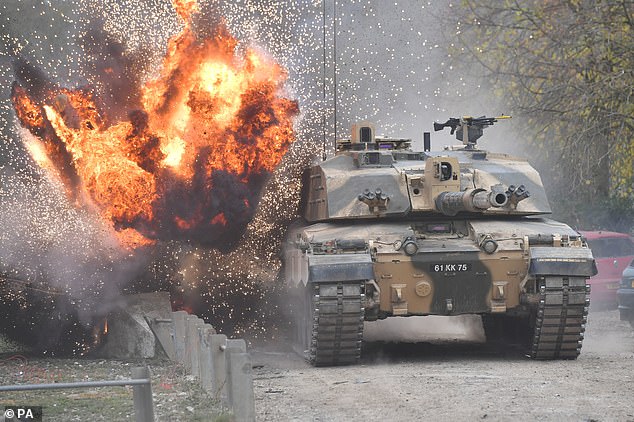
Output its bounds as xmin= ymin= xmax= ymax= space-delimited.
xmin=285 ymin=116 xmax=596 ymax=367
xmin=302 ymin=117 xmax=547 ymax=223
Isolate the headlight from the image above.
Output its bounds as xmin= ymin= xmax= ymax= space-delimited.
xmin=403 ymin=241 xmax=419 ymax=256
xmin=481 ymin=239 xmax=498 ymax=254
xmin=622 ymin=277 xmax=634 ymax=288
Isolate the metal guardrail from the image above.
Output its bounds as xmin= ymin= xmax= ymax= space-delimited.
xmin=0 ymin=308 xmax=255 ymax=421
xmin=0 ymin=367 xmax=154 ymax=422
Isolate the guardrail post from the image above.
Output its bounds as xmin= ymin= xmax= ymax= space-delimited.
xmin=210 ymin=334 xmax=228 ymax=401
xmin=198 ymin=325 xmax=215 ymax=392
xmin=186 ymin=316 xmax=203 ymax=376
xmin=132 ymin=367 xmax=154 ymax=422
xmin=226 ymin=351 xmax=255 ymax=422
xmin=224 ymin=339 xmax=247 ymax=407
xmin=171 ymin=311 xmax=188 ymax=364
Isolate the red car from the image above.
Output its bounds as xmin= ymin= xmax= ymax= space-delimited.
xmin=580 ymin=231 xmax=634 ymax=309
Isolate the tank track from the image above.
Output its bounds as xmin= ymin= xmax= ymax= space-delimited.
xmin=530 ymin=276 xmax=590 ymax=359
xmin=306 ymin=281 xmax=365 ymax=366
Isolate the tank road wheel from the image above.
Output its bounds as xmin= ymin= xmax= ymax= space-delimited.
xmin=529 ymin=276 xmax=590 ymax=360
xmin=297 ymin=281 xmax=365 ymax=366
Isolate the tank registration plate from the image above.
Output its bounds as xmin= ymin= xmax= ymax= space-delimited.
xmin=430 ymin=263 xmax=471 ymax=272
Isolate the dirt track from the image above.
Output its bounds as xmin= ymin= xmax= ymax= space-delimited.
xmin=252 ymin=310 xmax=634 ymax=421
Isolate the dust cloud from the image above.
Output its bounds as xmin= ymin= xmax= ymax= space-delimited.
xmin=364 ymin=315 xmax=485 ymax=343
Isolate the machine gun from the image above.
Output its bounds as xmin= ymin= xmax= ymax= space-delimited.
xmin=434 ymin=115 xmax=511 ymax=148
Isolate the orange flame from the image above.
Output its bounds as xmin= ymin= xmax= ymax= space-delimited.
xmin=10 ymin=0 xmax=298 ymax=249
xmin=210 ymin=213 xmax=227 ymax=226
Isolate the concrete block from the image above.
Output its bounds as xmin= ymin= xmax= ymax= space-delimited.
xmin=98 ymin=310 xmax=154 ymax=358
xmin=131 ymin=292 xmax=175 ymax=360
xmin=210 ymin=333 xmax=228 ymax=401
xmin=147 ymin=317 xmax=176 ymax=361
xmin=226 ymin=351 xmax=255 ymax=422
xmin=172 ymin=311 xmax=188 ymax=364
xmin=98 ymin=292 xmax=173 ymax=359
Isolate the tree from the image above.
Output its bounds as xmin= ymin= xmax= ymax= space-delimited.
xmin=449 ymin=0 xmax=634 ymax=231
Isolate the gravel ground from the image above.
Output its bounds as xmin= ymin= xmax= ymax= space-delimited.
xmin=251 ymin=309 xmax=634 ymax=422
xmin=2 ymin=309 xmax=632 ymax=421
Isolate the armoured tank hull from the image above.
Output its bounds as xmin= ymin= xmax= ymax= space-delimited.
xmin=284 ymin=118 xmax=596 ymax=366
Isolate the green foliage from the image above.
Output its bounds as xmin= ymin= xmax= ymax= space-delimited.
xmin=451 ymin=0 xmax=634 ymax=231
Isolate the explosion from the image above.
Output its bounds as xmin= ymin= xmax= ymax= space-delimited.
xmin=10 ymin=0 xmax=299 ymax=250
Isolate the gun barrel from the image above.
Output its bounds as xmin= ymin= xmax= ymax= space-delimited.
xmin=435 ymin=189 xmax=508 ymax=216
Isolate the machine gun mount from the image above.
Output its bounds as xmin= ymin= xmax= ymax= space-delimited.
xmin=434 ymin=115 xmax=511 ymax=148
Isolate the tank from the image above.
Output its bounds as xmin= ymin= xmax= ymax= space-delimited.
xmin=283 ymin=115 xmax=598 ymax=366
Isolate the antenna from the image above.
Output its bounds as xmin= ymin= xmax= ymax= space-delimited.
xmin=321 ymin=0 xmax=327 ymax=161
xmin=333 ymin=0 xmax=338 ymax=146
xmin=321 ymin=0 xmax=338 ymax=160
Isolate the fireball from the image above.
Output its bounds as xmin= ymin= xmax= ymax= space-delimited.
xmin=10 ymin=0 xmax=299 ymax=250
